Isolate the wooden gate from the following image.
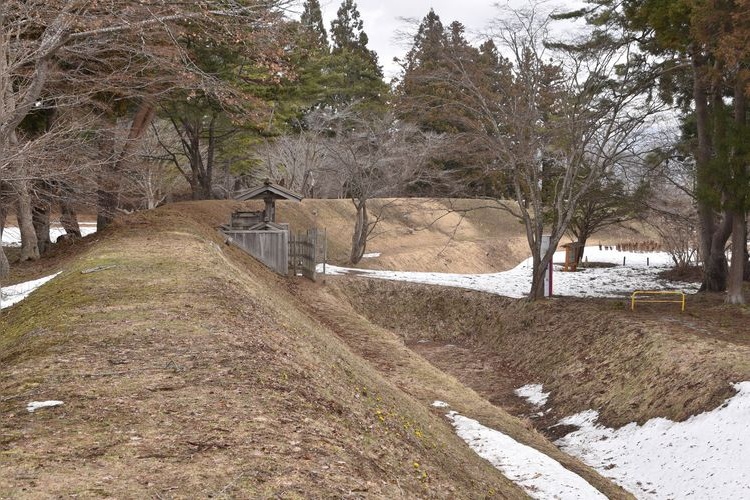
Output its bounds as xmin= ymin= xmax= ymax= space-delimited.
xmin=289 ymin=228 xmax=326 ymax=281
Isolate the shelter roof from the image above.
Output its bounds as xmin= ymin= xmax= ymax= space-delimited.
xmin=234 ymin=179 xmax=303 ymax=202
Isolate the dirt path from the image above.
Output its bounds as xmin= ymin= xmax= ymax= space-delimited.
xmin=408 ymin=341 xmax=535 ymax=418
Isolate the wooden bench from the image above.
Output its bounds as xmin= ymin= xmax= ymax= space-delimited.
xmin=631 ymin=290 xmax=685 ymax=312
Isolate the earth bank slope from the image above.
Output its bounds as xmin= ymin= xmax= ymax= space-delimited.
xmin=1 ymin=201 xmax=631 ymax=498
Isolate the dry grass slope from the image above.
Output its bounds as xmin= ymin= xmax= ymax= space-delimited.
xmin=1 ymin=201 xmax=541 ymax=498
xmin=274 ymin=197 xmax=654 ymax=272
xmin=340 ymin=279 xmax=750 ymax=429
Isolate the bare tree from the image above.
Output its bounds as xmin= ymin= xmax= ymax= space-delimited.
xmin=256 ymin=131 xmax=328 ymax=197
xmin=648 ymin=195 xmax=700 ymax=272
xmin=407 ymin=5 xmax=663 ymax=298
xmin=121 ymin=121 xmax=184 ymax=210
xmin=567 ymin=163 xmax=650 ymax=262
xmin=0 ymin=0 xmax=292 ymax=267
xmin=318 ymin=110 xmax=444 ymax=263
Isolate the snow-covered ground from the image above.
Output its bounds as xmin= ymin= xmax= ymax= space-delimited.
xmin=433 ymin=401 xmax=606 ymax=499
xmin=319 ymin=247 xmax=700 ymax=298
xmin=1 ymin=223 xmax=94 ymax=309
xmin=27 ymin=400 xmax=64 ymax=413
xmin=515 ymin=384 xmax=551 ymax=408
xmin=2 ymin=222 xmax=97 ymax=247
xmin=0 ymin=273 xmax=61 ymax=310
xmin=514 ymin=383 xmax=750 ymax=499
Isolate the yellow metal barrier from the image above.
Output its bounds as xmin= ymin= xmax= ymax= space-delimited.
xmin=631 ymin=290 xmax=686 ymax=312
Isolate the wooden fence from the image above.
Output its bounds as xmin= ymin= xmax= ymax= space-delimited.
xmin=224 ymin=229 xmax=289 ymax=275
xmin=289 ymin=228 xmax=326 ymax=281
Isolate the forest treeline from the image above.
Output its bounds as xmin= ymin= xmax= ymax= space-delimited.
xmin=0 ymin=0 xmax=748 ymax=302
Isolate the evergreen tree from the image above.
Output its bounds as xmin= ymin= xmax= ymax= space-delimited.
xmin=396 ymin=10 xmax=511 ymax=196
xmin=325 ymin=0 xmax=387 ymax=110
xmin=403 ymin=9 xmax=445 ymax=72
xmin=300 ymin=0 xmax=328 ymax=51
xmin=330 ymin=0 xmax=372 ymax=57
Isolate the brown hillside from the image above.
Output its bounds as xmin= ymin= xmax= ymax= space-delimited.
xmin=273 ymin=198 xmax=652 ymax=272
xmin=0 ymin=201 xmax=631 ymax=499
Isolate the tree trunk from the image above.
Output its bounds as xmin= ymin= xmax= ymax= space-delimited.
xmin=97 ymin=100 xmax=156 ymax=230
xmin=97 ymin=121 xmax=120 ymax=229
xmin=349 ymin=200 xmax=368 ymax=264
xmin=702 ymin=214 xmax=732 ymax=292
xmin=733 ymin=72 xmax=749 ymax=286
xmin=203 ymin=114 xmax=216 ymax=200
xmin=32 ymin=201 xmax=51 ymax=254
xmin=0 ymin=245 xmax=8 ymax=280
xmin=744 ymin=220 xmax=750 ymax=281
xmin=529 ymin=263 xmax=546 ymax=299
xmin=693 ymin=52 xmax=730 ymax=292
xmin=0 ymin=202 xmax=9 ymax=279
xmin=97 ymin=187 xmax=119 ymax=229
xmin=60 ymin=198 xmax=81 ymax=237
xmin=0 ymin=204 xmax=6 ymax=240
xmin=575 ymin=234 xmax=590 ymax=263
xmin=726 ymin=211 xmax=746 ymax=304
xmin=528 ymin=236 xmax=558 ymax=300
xmin=14 ymin=181 xmax=40 ymax=261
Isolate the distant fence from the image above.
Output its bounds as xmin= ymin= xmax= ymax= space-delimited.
xmin=289 ymin=228 xmax=326 ymax=281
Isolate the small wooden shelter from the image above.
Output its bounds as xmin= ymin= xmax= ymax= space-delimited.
xmin=222 ymin=180 xmax=303 ymax=276
xmin=232 ymin=179 xmax=304 ymax=230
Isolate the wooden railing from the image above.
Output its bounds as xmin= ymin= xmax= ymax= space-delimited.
xmin=631 ymin=290 xmax=686 ymax=312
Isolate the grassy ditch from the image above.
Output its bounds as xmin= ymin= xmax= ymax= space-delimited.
xmin=337 ymin=278 xmax=750 ymax=429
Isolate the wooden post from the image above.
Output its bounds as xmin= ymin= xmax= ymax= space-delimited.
xmin=541 ymin=235 xmax=552 ymax=297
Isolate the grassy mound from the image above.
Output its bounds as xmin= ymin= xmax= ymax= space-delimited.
xmin=1 ymin=201 xmax=538 ymax=498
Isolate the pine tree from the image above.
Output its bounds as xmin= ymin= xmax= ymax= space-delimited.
xmin=325 ymin=0 xmax=387 ymax=110
xmin=403 ymin=9 xmax=445 ymax=72
xmin=300 ymin=0 xmax=328 ymax=51
xmin=330 ymin=0 xmax=370 ymax=56
xmin=396 ymin=10 xmax=510 ymax=196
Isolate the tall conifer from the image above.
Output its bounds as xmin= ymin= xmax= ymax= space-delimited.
xmin=325 ymin=0 xmax=386 ymax=110
xmin=300 ymin=0 xmax=328 ymax=51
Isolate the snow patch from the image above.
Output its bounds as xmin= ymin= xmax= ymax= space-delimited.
xmin=515 ymin=384 xmax=550 ymax=407
xmin=316 ymin=247 xmax=699 ymax=299
xmin=316 ymin=263 xmax=347 ymax=276
xmin=1 ymin=272 xmax=61 ymax=310
xmin=431 ymin=400 xmax=450 ymax=408
xmin=446 ymin=410 xmax=607 ymax=499
xmin=556 ymin=381 xmax=750 ymax=499
xmin=27 ymin=400 xmax=64 ymax=412
xmin=2 ymin=223 xmax=97 ymax=247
